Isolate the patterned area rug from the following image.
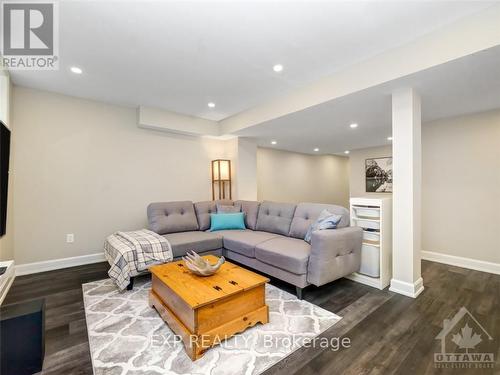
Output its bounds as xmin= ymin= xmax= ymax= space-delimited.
xmin=83 ymin=278 xmax=341 ymax=375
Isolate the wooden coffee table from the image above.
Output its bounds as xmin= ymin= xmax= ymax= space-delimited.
xmin=149 ymin=255 xmax=269 ymax=360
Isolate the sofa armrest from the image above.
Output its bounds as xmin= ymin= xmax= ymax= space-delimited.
xmin=307 ymin=226 xmax=363 ymax=286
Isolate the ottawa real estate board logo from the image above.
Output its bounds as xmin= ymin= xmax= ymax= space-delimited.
xmin=435 ymin=307 xmax=494 ymax=369
xmin=1 ymin=1 xmax=59 ymax=70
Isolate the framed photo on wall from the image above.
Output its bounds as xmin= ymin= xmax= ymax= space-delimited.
xmin=365 ymin=157 xmax=392 ymax=193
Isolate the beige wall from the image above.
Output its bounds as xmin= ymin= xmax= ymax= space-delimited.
xmin=234 ymin=138 xmax=258 ymax=201
xmin=9 ymin=87 xmax=229 ymax=264
xmin=348 ymin=145 xmax=392 ymax=198
xmin=348 ymin=109 xmax=500 ymax=264
xmin=422 ymin=110 xmax=500 ymax=264
xmin=257 ymin=147 xmax=349 ymax=207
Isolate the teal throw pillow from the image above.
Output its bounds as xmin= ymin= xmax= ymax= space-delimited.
xmin=209 ymin=213 xmax=246 ymax=231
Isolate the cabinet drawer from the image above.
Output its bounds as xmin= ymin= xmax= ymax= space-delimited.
xmin=363 ymin=231 xmax=380 ymax=244
xmin=353 ymin=218 xmax=380 ymax=230
xmin=352 ymin=206 xmax=380 ymax=219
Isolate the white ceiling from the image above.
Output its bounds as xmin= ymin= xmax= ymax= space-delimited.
xmin=9 ymin=1 xmax=494 ymax=121
xmin=235 ymin=45 xmax=500 ymax=154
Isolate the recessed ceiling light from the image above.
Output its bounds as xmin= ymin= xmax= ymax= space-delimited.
xmin=271 ymin=141 xmax=277 ymax=145
xmin=344 ymin=150 xmax=350 ymax=154
xmin=387 ymin=136 xmax=393 ymax=141
xmin=273 ymin=64 xmax=283 ymax=72
xmin=350 ymin=123 xmax=358 ymax=129
xmin=208 ymin=102 xmax=216 ymax=108
xmin=70 ymin=66 xmax=82 ymax=74
xmin=313 ymin=148 xmax=319 ymax=152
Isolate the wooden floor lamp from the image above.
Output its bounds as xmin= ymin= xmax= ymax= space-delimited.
xmin=211 ymin=159 xmax=232 ymax=200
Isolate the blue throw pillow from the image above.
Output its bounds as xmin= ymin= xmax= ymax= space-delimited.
xmin=304 ymin=209 xmax=343 ymax=243
xmin=209 ymin=213 xmax=246 ymax=231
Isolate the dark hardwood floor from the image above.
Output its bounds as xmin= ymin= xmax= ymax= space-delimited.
xmin=4 ymin=260 xmax=499 ymax=374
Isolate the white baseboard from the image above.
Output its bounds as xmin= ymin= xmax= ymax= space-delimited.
xmin=389 ymin=277 xmax=424 ymax=298
xmin=422 ymin=250 xmax=500 ymax=275
xmin=15 ymin=253 xmax=106 ymax=276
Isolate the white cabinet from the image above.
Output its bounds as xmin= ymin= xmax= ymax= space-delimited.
xmin=347 ymin=197 xmax=392 ymax=289
xmin=0 ymin=73 xmax=11 ymax=127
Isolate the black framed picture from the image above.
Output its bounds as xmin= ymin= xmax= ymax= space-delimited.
xmin=365 ymin=157 xmax=392 ymax=193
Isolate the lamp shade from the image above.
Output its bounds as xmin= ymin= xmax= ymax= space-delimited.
xmin=212 ymin=160 xmax=230 ymax=181
xmin=211 ymin=159 xmax=232 ymax=200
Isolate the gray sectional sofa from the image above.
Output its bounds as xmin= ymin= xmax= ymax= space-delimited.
xmin=147 ymin=200 xmax=362 ymax=299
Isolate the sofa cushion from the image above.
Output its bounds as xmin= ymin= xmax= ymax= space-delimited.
xmin=216 ymin=204 xmax=241 ymax=213
xmin=235 ymin=200 xmax=260 ymax=230
xmin=255 ymin=237 xmax=311 ymax=275
xmin=255 ymin=201 xmax=296 ymax=236
xmin=289 ymin=203 xmax=350 ymax=239
xmin=163 ymin=231 xmax=223 ymax=258
xmin=220 ymin=230 xmax=279 ymax=258
xmin=194 ymin=199 xmax=234 ymax=231
xmin=147 ymin=201 xmax=199 ymax=235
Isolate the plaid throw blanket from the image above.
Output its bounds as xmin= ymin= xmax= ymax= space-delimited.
xmin=105 ymin=229 xmax=172 ymax=290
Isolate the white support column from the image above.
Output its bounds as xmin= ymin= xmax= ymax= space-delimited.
xmin=233 ymin=138 xmax=257 ymax=201
xmin=389 ymin=88 xmax=424 ymax=298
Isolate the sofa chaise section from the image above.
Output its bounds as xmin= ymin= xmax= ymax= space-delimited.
xmin=163 ymin=231 xmax=223 ymax=258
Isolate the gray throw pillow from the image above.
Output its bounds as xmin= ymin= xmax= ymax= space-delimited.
xmin=304 ymin=209 xmax=343 ymax=243
xmin=216 ymin=204 xmax=241 ymax=214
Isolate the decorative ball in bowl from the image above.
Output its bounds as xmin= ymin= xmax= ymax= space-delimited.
xmin=182 ymin=250 xmax=225 ymax=276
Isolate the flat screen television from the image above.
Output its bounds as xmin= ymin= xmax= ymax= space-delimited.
xmin=0 ymin=121 xmax=10 ymax=236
